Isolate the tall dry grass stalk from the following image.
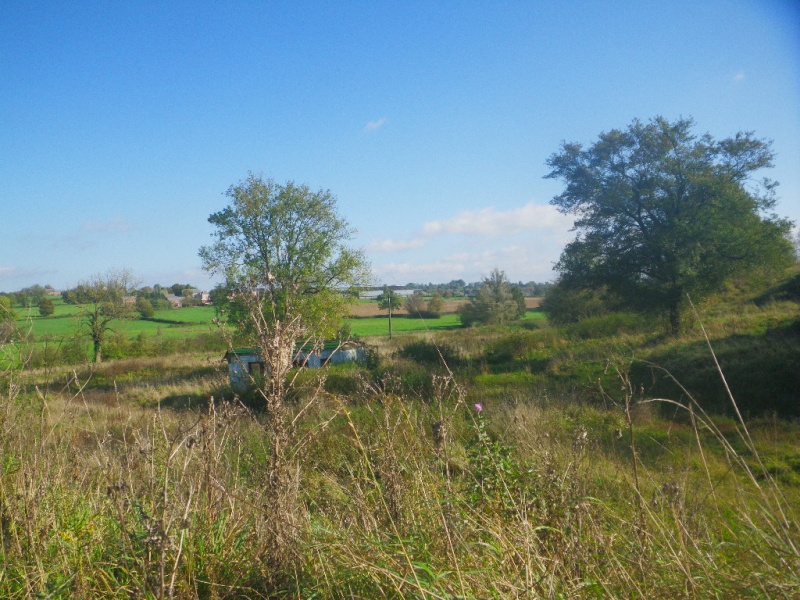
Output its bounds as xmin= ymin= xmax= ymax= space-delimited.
xmin=0 ymin=323 xmax=798 ymax=597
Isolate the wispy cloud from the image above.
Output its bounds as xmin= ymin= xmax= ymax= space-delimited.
xmin=81 ymin=216 xmax=133 ymax=233
xmin=367 ymin=237 xmax=426 ymax=253
xmin=0 ymin=266 xmax=17 ymax=278
xmin=364 ymin=117 xmax=388 ymax=133
xmin=366 ymin=201 xmax=573 ymax=259
xmin=733 ymin=71 xmax=745 ymax=83
xmin=374 ymin=239 xmax=565 ymax=284
xmin=422 ymin=202 xmax=571 ymax=236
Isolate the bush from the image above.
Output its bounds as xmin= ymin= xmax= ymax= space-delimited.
xmin=136 ymin=297 xmax=155 ymax=318
xmin=324 ymin=363 xmax=366 ymax=396
xmin=563 ymin=312 xmax=648 ymax=339
xmin=38 ymin=298 xmax=55 ymax=317
xmin=541 ymin=283 xmax=622 ymax=325
xmin=61 ymin=336 xmax=90 ymax=364
xmin=397 ymin=340 xmax=461 ymax=368
xmin=484 ymin=331 xmax=542 ymax=364
xmin=373 ymin=360 xmax=434 ymax=399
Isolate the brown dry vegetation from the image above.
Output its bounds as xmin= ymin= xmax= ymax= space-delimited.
xmin=347 ymin=296 xmax=541 ymax=317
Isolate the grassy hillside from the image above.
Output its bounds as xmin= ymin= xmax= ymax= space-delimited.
xmin=0 ymin=274 xmax=797 ymax=597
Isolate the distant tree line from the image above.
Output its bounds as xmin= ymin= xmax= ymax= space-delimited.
xmin=402 ymin=279 xmax=553 ymax=298
xmin=1 ymin=284 xmax=56 ymax=308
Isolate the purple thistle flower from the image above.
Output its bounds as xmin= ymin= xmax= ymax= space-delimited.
xmin=474 ymin=403 xmax=483 ymax=413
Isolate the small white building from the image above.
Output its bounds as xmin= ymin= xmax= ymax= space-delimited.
xmin=224 ymin=341 xmax=366 ymax=391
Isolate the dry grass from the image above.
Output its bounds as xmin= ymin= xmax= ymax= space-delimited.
xmin=1 ymin=313 xmax=798 ymax=598
xmin=346 ymin=297 xmax=542 ymax=318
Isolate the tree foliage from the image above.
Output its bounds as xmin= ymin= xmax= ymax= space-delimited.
xmin=38 ymin=298 xmax=55 ymax=317
xmin=404 ymin=292 xmax=426 ymax=316
xmin=541 ymin=283 xmax=623 ymax=325
xmin=73 ymin=270 xmax=137 ymax=362
xmin=376 ymin=286 xmax=403 ymax=338
xmin=135 ymin=297 xmax=155 ymax=319
xmin=509 ymin=286 xmax=527 ymax=319
xmin=427 ymin=292 xmax=444 ymax=316
xmin=404 ymin=292 xmax=444 ymax=319
xmin=0 ymin=296 xmax=17 ymax=321
xmin=376 ymin=287 xmax=403 ymax=313
xmin=546 ymin=116 xmax=795 ymax=333
xmin=458 ymin=269 xmax=520 ymax=327
xmin=8 ymin=284 xmax=50 ymax=308
xmin=200 ymin=174 xmax=370 ymax=342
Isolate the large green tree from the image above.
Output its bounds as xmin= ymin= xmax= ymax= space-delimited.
xmin=199 ymin=174 xmax=369 ymax=568
xmin=546 ymin=116 xmax=794 ymax=334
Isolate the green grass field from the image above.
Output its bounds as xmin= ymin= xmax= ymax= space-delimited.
xmin=15 ymin=298 xmax=547 ymax=342
xmin=15 ymin=303 xmax=219 ymax=340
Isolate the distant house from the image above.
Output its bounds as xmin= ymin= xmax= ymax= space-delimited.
xmin=165 ymin=294 xmax=184 ymax=307
xmin=224 ymin=341 xmax=366 ymax=391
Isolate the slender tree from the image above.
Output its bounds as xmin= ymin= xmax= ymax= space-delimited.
xmin=199 ymin=173 xmax=369 ymax=568
xmin=72 ymin=270 xmax=137 ymax=362
xmin=377 ymin=286 xmax=403 ymax=338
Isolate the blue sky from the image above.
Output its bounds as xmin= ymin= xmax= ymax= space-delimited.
xmin=1 ymin=0 xmax=798 ymax=292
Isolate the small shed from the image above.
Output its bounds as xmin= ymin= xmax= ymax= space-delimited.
xmin=224 ymin=341 xmax=366 ymax=390
xmin=224 ymin=348 xmax=265 ymax=391
xmin=293 ymin=341 xmax=366 ymax=368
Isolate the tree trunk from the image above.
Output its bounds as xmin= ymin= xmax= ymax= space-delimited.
xmin=668 ymin=292 xmax=683 ymax=336
xmin=93 ymin=338 xmax=102 ymax=363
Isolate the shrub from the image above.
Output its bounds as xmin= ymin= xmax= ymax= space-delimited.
xmin=484 ymin=330 xmax=541 ymax=364
xmin=397 ymin=340 xmax=461 ymax=368
xmin=136 ymin=297 xmax=155 ymax=318
xmin=324 ymin=363 xmax=366 ymax=396
xmin=38 ymin=298 xmax=55 ymax=317
xmin=373 ymin=360 xmax=434 ymax=399
xmin=563 ymin=312 xmax=648 ymax=339
xmin=541 ymin=283 xmax=622 ymax=325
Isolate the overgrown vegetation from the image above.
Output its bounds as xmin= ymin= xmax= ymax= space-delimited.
xmin=0 ymin=268 xmax=798 ymax=597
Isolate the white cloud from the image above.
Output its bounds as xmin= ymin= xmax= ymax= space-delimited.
xmin=422 ymin=202 xmax=571 ymax=236
xmin=374 ymin=240 xmax=562 ymax=284
xmin=82 ymin=216 xmax=133 ymax=233
xmin=366 ymin=201 xmax=574 ymax=283
xmin=367 ymin=237 xmax=426 ymax=253
xmin=364 ymin=117 xmax=388 ymax=132
xmin=0 ymin=266 xmax=17 ymax=278
xmin=733 ymin=71 xmax=745 ymax=83
xmin=365 ymin=201 xmax=574 ymax=264
xmin=377 ymin=258 xmax=468 ymax=279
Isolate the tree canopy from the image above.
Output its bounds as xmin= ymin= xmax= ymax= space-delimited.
xmin=546 ymin=116 xmax=794 ymax=333
xmin=199 ymin=174 xmax=370 ymax=342
xmin=72 ymin=270 xmax=137 ymax=362
xmin=458 ymin=269 xmax=520 ymax=327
